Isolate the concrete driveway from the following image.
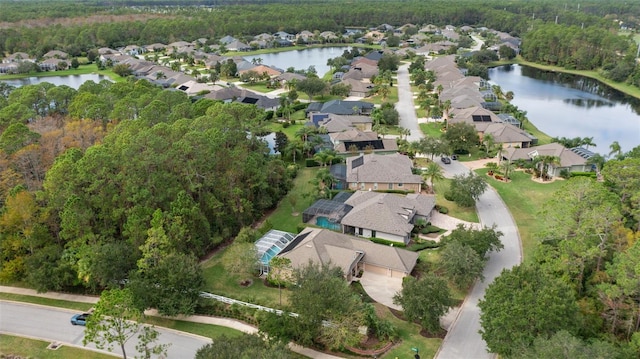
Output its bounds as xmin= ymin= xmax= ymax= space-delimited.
xmin=357 ymin=272 xmax=403 ymax=310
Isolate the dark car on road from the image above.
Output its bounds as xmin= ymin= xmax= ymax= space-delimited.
xmin=70 ymin=313 xmax=90 ymax=326
xmin=441 ymin=156 xmax=451 ymax=164
xmin=451 ymin=154 xmax=458 ymax=160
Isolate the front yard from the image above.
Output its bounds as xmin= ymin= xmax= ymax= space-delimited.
xmin=475 ymin=168 xmax=564 ymax=260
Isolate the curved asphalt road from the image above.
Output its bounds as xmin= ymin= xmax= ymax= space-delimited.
xmin=0 ymin=301 xmax=210 ymax=358
xmin=395 ymin=57 xmax=522 ymax=358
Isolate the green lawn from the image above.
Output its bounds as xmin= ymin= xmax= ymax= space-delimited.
xmin=419 ymin=122 xmax=444 ymax=138
xmin=363 ymin=86 xmax=399 ymax=105
xmin=201 ymin=249 xmax=290 ymax=308
xmin=263 ymin=167 xmax=317 ymax=233
xmin=239 ymin=81 xmax=273 ymax=93
xmin=1 ymin=335 xmax=115 ymax=359
xmin=144 ymin=316 xmax=244 ymax=339
xmin=0 ymin=293 xmax=95 ymax=311
xmin=376 ymin=304 xmax=441 ymax=359
xmin=432 ymin=179 xmax=480 ymax=223
xmin=475 ymin=168 xmax=564 ymax=260
xmin=0 ymin=63 xmax=120 ymax=82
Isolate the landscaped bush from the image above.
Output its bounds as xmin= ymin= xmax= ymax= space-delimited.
xmin=570 ymin=171 xmax=597 ymax=178
xmin=559 ymin=169 xmax=571 ymax=179
xmin=282 ymin=121 xmax=290 ymax=128
xmin=406 ymin=240 xmax=441 ymax=251
xmin=444 ymin=191 xmax=455 ymax=201
xmin=305 ymin=158 xmax=321 ymax=167
xmin=292 ymin=103 xmax=308 ymax=111
xmin=369 ymin=237 xmax=406 ymax=248
xmin=421 ymin=225 xmax=444 ymax=234
xmin=437 ymin=205 xmax=449 ymax=214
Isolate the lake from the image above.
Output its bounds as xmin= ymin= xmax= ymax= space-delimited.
xmin=243 ymin=46 xmax=351 ymax=77
xmin=488 ymin=64 xmax=640 ymax=154
xmin=1 ymin=73 xmax=109 ymax=89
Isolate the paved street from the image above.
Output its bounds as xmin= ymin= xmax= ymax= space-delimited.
xmin=394 ymin=59 xmax=522 ymax=358
xmin=395 ymin=63 xmax=423 ymax=142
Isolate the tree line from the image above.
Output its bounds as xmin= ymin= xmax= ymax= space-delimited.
xmin=479 ymin=152 xmax=640 ymax=358
xmin=0 ymin=79 xmax=292 ymax=315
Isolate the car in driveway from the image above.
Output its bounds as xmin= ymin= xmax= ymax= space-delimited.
xmin=70 ymin=313 xmax=90 ymax=326
xmin=441 ymin=156 xmax=451 ymax=164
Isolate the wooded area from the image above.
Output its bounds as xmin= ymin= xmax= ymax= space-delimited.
xmin=1 ymin=0 xmax=640 ymax=357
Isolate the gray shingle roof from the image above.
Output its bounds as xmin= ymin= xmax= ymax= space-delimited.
xmin=346 ymin=153 xmax=422 ymax=184
xmin=278 ymin=227 xmax=418 ymax=275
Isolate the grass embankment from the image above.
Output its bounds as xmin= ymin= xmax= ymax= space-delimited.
xmin=0 ymin=63 xmax=120 ymax=82
xmin=432 ymin=179 xmax=479 ymax=223
xmin=474 ymin=168 xmax=564 ymax=260
xmin=0 ymin=335 xmax=115 ymax=359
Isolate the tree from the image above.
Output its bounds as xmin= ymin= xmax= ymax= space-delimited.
xmin=296 ymin=77 xmax=328 ymax=101
xmin=377 ymin=53 xmax=400 ymax=72
xmin=274 ymin=131 xmax=288 ymax=155
xmin=393 ymin=274 xmax=453 ymax=334
xmin=268 ymin=256 xmax=292 ymax=306
xmin=478 ymin=264 xmax=579 ymax=357
xmin=515 ymin=330 xmax=623 ymax=359
xmin=440 ymin=241 xmax=485 ymax=289
xmin=443 ymin=223 xmax=504 ymax=260
xmin=113 ymin=64 xmax=133 ymax=77
xmin=482 ymin=133 xmax=495 ymax=157
xmin=422 ymin=162 xmax=444 ymax=193
xmin=602 ymin=157 xmax=640 ymax=230
xmin=195 ymin=334 xmax=295 ymax=359
xmin=500 ymin=160 xmax=514 ymax=180
xmin=445 ymin=172 xmax=488 ymax=207
xmin=84 ymin=288 xmax=169 ymax=359
xmin=443 ymin=122 xmax=478 ymax=154
xmin=288 ymin=262 xmax=365 ymax=350
xmin=498 ymin=45 xmax=516 ymax=60
xmin=222 ymin=242 xmax=258 ymax=285
xmin=608 ymin=141 xmax=622 ymax=159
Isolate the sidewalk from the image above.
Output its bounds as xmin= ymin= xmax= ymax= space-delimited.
xmin=0 ymin=286 xmax=344 ymax=359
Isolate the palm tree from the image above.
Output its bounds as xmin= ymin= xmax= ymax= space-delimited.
xmin=295 ymin=126 xmax=316 ymax=144
xmin=581 ymin=137 xmax=596 ymax=150
xmin=608 ymin=141 xmax=622 ymax=159
xmin=423 ymin=162 xmax=444 ymax=194
xmin=400 ymin=127 xmax=411 ymax=140
xmin=482 ymin=134 xmax=495 ymax=157
xmin=587 ymin=153 xmax=606 ymax=178
xmin=285 ymin=139 xmax=303 ymax=163
xmin=536 ymin=155 xmax=560 ymax=181
xmin=500 ymin=160 xmax=514 ymax=180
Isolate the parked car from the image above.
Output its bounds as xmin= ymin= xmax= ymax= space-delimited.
xmin=441 ymin=156 xmax=451 ymax=164
xmin=70 ymin=313 xmax=90 ymax=326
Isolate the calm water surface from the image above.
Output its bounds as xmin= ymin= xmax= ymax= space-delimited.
xmin=244 ymin=46 xmax=351 ymax=77
xmin=1 ymin=73 xmax=109 ymax=89
xmin=488 ymin=64 xmax=640 ymax=154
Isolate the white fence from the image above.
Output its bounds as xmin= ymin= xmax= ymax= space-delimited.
xmin=199 ymin=291 xmax=299 ymax=317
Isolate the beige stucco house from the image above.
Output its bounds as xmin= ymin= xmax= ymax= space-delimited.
xmin=277 ymin=227 xmax=419 ymax=281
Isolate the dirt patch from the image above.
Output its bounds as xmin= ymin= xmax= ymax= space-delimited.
xmin=420 ymin=328 xmax=447 ymax=339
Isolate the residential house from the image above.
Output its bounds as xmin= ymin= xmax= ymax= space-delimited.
xmin=225 ymin=40 xmax=251 ymax=52
xmin=318 ymin=114 xmax=373 ymax=132
xmin=122 ymin=45 xmax=144 ymax=56
xmin=42 ymin=50 xmax=69 ymax=59
xmin=502 ymin=143 xmax=592 ymax=178
xmin=341 ymin=191 xmax=436 ymax=245
xmin=274 ymin=72 xmax=306 ymax=88
xmin=274 ymin=31 xmax=295 ymax=41
xmin=39 ymin=58 xmax=67 ymax=71
xmin=320 ymin=31 xmax=339 ymax=42
xmin=346 ymin=153 xmax=423 ymax=193
xmin=239 ymin=64 xmax=282 ymax=78
xmin=306 ymin=100 xmax=374 ymax=116
xmin=339 ymin=78 xmax=374 ymax=97
xmin=218 ymin=36 xmax=237 ymax=45
xmin=3 ymin=52 xmax=33 ymax=63
xmin=145 ymin=43 xmax=167 ymax=52
xmin=276 ymin=227 xmax=419 ymax=281
xmin=331 ymin=129 xmax=398 ymax=155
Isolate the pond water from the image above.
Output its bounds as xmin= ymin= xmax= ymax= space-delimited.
xmin=0 ymin=73 xmax=109 ymax=89
xmin=488 ymin=64 xmax=640 ymax=154
xmin=259 ymin=132 xmax=278 ymax=154
xmin=243 ymin=46 xmax=351 ymax=77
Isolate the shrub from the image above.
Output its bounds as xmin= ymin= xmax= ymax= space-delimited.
xmin=559 ymin=169 xmax=571 ymax=179
xmin=282 ymin=121 xmax=290 ymax=128
xmin=369 ymin=237 xmax=406 ymax=248
xmin=438 ymin=205 xmax=449 ymax=214
xmin=570 ymin=171 xmax=597 ymax=178
xmin=406 ymin=240 xmax=441 ymax=251
xmin=444 ymin=192 xmax=455 ymax=201
xmin=421 ymin=225 xmax=444 ymax=234
xmin=305 ymin=158 xmax=321 ymax=167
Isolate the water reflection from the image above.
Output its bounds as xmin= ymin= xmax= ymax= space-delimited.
xmin=488 ymin=64 xmax=640 ymax=154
